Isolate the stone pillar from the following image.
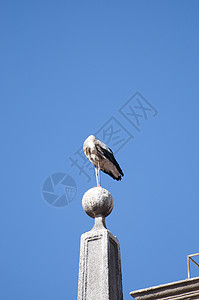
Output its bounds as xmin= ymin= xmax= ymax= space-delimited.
xmin=77 ymin=187 xmax=123 ymax=300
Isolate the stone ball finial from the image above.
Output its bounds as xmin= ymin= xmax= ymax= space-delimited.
xmin=82 ymin=187 xmax=113 ymax=218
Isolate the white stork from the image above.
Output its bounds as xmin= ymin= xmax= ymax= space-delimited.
xmin=83 ymin=135 xmax=124 ymax=186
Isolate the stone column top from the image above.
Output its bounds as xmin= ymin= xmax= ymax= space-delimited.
xmin=78 ymin=187 xmax=123 ymax=300
xmin=82 ymin=187 xmax=113 ymax=230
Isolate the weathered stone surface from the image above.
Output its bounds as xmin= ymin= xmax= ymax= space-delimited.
xmin=78 ymin=228 xmax=123 ymax=300
xmin=82 ymin=187 xmax=113 ymax=218
xmin=78 ymin=187 xmax=123 ymax=300
xmin=130 ymin=276 xmax=199 ymax=300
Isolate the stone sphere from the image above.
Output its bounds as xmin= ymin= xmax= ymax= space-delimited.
xmin=82 ymin=187 xmax=113 ymax=218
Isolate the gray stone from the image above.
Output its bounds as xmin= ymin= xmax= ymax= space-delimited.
xmin=78 ymin=187 xmax=123 ymax=300
xmin=130 ymin=276 xmax=199 ymax=300
xmin=82 ymin=187 xmax=113 ymax=219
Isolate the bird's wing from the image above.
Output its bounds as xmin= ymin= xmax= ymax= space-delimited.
xmin=102 ymin=169 xmax=122 ymax=180
xmin=96 ymin=143 xmax=124 ymax=177
xmin=96 ymin=140 xmax=112 ymax=152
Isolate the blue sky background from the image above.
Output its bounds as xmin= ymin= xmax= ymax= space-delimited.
xmin=1 ymin=1 xmax=199 ymax=299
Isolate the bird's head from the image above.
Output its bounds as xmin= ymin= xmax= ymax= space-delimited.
xmin=83 ymin=135 xmax=96 ymax=149
xmin=88 ymin=135 xmax=96 ymax=141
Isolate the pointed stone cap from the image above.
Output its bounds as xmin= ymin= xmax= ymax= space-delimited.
xmin=82 ymin=187 xmax=113 ymax=229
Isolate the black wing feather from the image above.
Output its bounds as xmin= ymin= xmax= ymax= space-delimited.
xmin=96 ymin=145 xmax=124 ymax=177
xmin=102 ymin=168 xmax=122 ymax=181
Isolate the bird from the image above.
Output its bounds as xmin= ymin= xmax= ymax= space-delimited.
xmin=83 ymin=135 xmax=124 ymax=186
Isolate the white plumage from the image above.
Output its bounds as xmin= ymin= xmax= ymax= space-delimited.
xmin=83 ymin=135 xmax=124 ymax=186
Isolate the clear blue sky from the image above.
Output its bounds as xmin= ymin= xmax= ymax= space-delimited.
xmin=1 ymin=1 xmax=199 ymax=299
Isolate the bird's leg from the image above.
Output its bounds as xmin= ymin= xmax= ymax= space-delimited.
xmin=98 ymin=161 xmax=101 ymax=187
xmin=95 ymin=167 xmax=99 ymax=187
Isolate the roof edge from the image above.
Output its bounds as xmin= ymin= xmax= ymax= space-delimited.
xmin=130 ymin=277 xmax=199 ymax=300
